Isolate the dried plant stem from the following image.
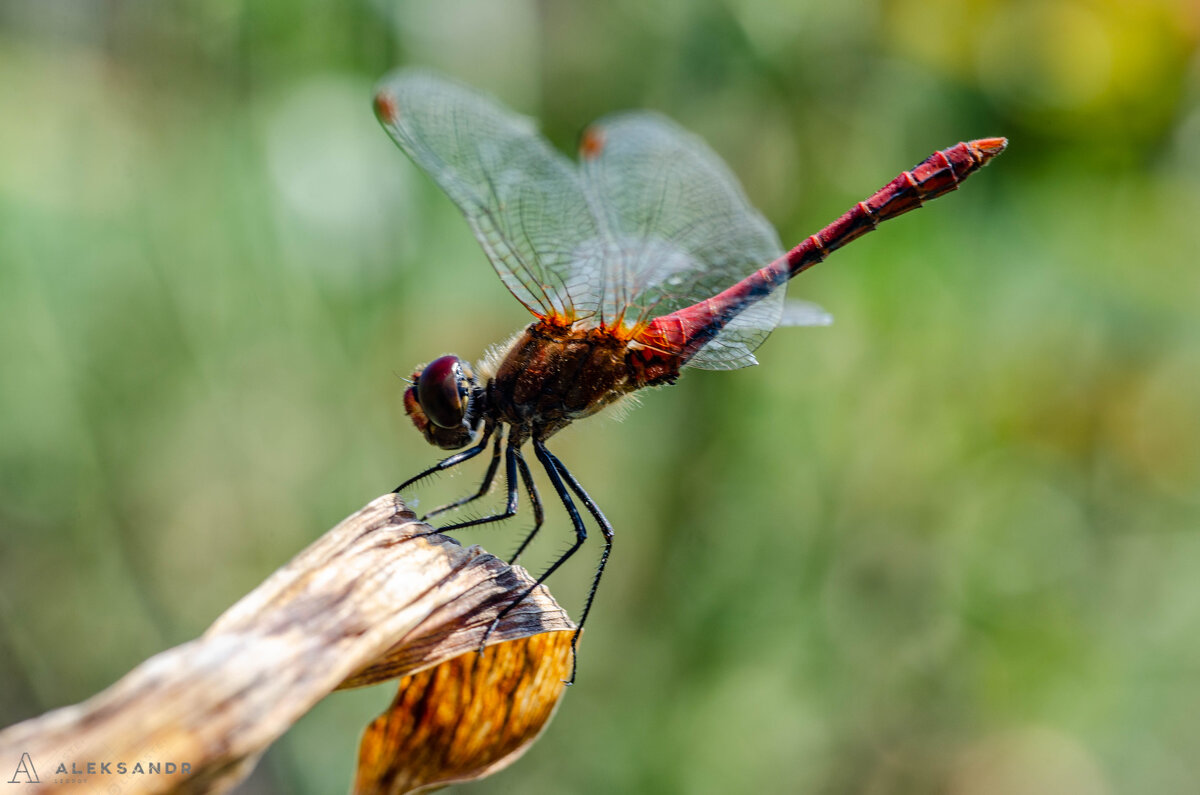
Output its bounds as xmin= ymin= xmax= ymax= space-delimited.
xmin=0 ymin=494 xmax=575 ymax=794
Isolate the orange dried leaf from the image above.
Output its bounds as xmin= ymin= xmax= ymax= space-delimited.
xmin=354 ymin=631 xmax=573 ymax=794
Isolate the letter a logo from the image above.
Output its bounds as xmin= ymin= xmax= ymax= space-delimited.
xmin=8 ymin=753 xmax=39 ymax=783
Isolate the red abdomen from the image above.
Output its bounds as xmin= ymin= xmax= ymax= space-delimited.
xmin=635 ymin=138 xmax=1006 ymax=364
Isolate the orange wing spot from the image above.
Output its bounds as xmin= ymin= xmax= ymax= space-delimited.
xmin=374 ymin=92 xmax=399 ymax=124
xmin=579 ymin=126 xmax=606 ymax=160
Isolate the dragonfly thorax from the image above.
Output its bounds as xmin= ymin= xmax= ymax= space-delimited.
xmin=482 ymin=320 xmax=661 ymax=441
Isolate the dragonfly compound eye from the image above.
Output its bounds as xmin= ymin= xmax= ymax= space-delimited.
xmin=417 ymin=354 xmax=469 ymax=429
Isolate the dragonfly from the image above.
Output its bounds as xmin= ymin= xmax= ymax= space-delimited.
xmin=376 ymin=70 xmax=1005 ymax=682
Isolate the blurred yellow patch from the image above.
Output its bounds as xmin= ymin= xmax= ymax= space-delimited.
xmin=885 ymin=0 xmax=1197 ymax=138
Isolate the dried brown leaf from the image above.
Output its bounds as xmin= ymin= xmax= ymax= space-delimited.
xmin=354 ymin=631 xmax=573 ymax=794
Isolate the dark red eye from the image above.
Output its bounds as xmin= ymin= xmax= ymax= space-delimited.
xmin=417 ymin=355 xmax=467 ymax=429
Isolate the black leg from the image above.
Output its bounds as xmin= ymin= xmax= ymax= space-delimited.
xmin=541 ymin=446 xmax=612 ymax=685
xmin=508 ymin=448 xmax=544 ymax=564
xmin=423 ymin=430 xmax=505 ymax=520
xmin=482 ymin=437 xmax=589 ymax=684
xmin=393 ymin=424 xmax=493 ymax=494
xmin=436 ymin=435 xmax=521 ymax=532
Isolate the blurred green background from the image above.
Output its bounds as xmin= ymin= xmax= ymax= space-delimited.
xmin=2 ymin=0 xmax=1199 ymax=792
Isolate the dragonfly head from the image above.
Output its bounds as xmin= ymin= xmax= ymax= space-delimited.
xmin=404 ymin=354 xmax=481 ymax=450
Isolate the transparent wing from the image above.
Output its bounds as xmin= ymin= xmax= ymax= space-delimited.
xmin=375 ymin=73 xmax=800 ymax=360
xmin=778 ymin=299 xmax=833 ymax=328
xmin=374 ymin=70 xmax=603 ymax=320
xmin=579 ymin=112 xmax=786 ymax=330
xmin=685 ymin=297 xmax=833 ymax=370
xmin=686 ymin=288 xmax=785 ymax=370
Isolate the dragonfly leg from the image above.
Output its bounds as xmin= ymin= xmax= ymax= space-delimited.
xmin=435 ymin=434 xmax=521 ymax=532
xmin=508 ymin=449 xmax=544 ymax=564
xmin=540 ymin=445 xmax=612 ymax=686
xmin=393 ymin=423 xmax=494 ymax=494
xmin=422 ymin=430 xmax=505 ymax=520
xmin=481 ymin=437 xmax=588 ymax=684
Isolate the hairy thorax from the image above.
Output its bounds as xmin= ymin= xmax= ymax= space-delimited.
xmin=485 ymin=321 xmax=666 ymax=440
